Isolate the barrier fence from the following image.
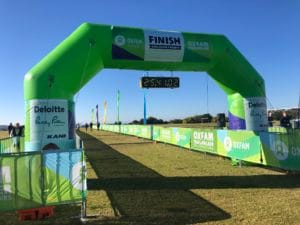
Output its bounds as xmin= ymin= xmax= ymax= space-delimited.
xmin=100 ymin=124 xmax=300 ymax=171
xmin=0 ymin=137 xmax=25 ymax=154
xmin=0 ymin=145 xmax=86 ymax=212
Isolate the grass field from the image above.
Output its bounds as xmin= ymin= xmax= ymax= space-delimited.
xmin=0 ymin=129 xmax=300 ymax=224
xmin=0 ymin=131 xmax=9 ymax=139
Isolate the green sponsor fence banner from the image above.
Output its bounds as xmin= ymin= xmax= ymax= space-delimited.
xmin=134 ymin=125 xmax=152 ymax=139
xmin=134 ymin=125 xmax=142 ymax=137
xmin=0 ymin=137 xmax=25 ymax=154
xmin=113 ymin=125 xmax=120 ymax=133
xmin=101 ymin=124 xmax=300 ymax=171
xmin=154 ymin=127 xmax=191 ymax=148
xmin=43 ymin=149 xmax=86 ymax=205
xmin=260 ymin=131 xmax=300 ymax=171
xmin=216 ymin=130 xmax=262 ymax=163
xmin=158 ymin=127 xmax=172 ymax=144
xmin=268 ymin=126 xmax=288 ymax=133
xmin=120 ymin=125 xmax=128 ymax=134
xmin=0 ymin=152 xmax=42 ymax=211
xmin=152 ymin=126 xmax=162 ymax=141
xmin=170 ymin=127 xmax=191 ymax=148
xmin=104 ymin=125 xmax=152 ymax=139
xmin=191 ymin=129 xmax=217 ymax=154
xmin=128 ymin=125 xmax=135 ymax=135
xmin=0 ymin=149 xmax=86 ymax=212
xmin=140 ymin=125 xmax=152 ymax=139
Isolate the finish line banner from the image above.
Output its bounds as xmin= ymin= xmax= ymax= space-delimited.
xmin=112 ymin=26 xmax=211 ymax=63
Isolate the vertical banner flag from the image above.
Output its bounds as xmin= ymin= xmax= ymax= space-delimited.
xmin=96 ymin=104 xmax=99 ymax=125
xmin=144 ymin=92 xmax=147 ymax=124
xmin=91 ymin=108 xmax=94 ymax=125
xmin=103 ymin=100 xmax=107 ymax=124
xmin=117 ymin=90 xmax=120 ymax=124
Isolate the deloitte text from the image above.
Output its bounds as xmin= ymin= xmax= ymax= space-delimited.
xmin=34 ymin=106 xmax=65 ymax=113
xmin=248 ymin=102 xmax=266 ymax=108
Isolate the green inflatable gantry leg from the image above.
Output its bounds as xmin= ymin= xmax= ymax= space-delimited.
xmin=24 ymin=23 xmax=268 ymax=152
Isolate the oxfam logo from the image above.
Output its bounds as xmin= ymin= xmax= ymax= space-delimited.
xmin=114 ymin=35 xmax=126 ymax=46
xmin=272 ymin=140 xmax=288 ymax=161
xmin=224 ymin=136 xmax=232 ymax=152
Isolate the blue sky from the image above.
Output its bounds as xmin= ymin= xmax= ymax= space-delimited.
xmin=0 ymin=0 xmax=299 ymax=125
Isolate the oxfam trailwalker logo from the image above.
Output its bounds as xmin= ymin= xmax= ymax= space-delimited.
xmin=272 ymin=140 xmax=288 ymax=160
xmin=114 ymin=35 xmax=126 ymax=46
xmin=224 ymin=136 xmax=233 ymax=152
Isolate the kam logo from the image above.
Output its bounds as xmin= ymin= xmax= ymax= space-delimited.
xmin=224 ymin=136 xmax=232 ymax=152
xmin=272 ymin=140 xmax=288 ymax=161
xmin=114 ymin=35 xmax=126 ymax=46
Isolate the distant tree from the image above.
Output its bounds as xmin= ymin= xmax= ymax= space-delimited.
xmin=182 ymin=114 xmax=213 ymax=123
xmin=147 ymin=117 xmax=166 ymax=124
xmin=169 ymin=119 xmax=183 ymax=124
xmin=130 ymin=120 xmax=140 ymax=124
xmin=130 ymin=117 xmax=166 ymax=125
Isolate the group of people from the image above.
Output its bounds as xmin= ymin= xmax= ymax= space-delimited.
xmin=84 ymin=122 xmax=100 ymax=132
xmin=268 ymin=111 xmax=292 ymax=128
xmin=8 ymin=122 xmax=24 ymax=150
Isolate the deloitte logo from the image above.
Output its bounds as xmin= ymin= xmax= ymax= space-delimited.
xmin=224 ymin=136 xmax=232 ymax=152
xmin=272 ymin=140 xmax=288 ymax=161
xmin=114 ymin=35 xmax=126 ymax=46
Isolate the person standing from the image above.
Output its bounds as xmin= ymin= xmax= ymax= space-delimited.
xmin=89 ymin=122 xmax=93 ymax=132
xmin=280 ymin=111 xmax=291 ymax=128
xmin=10 ymin=123 xmax=23 ymax=151
xmin=85 ymin=123 xmax=88 ymax=132
xmin=8 ymin=122 xmax=13 ymax=136
xmin=97 ymin=122 xmax=100 ymax=131
xmin=268 ymin=112 xmax=273 ymax=127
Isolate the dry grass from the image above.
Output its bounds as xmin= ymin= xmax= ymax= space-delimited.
xmin=0 ymin=131 xmax=9 ymax=139
xmin=0 ymin=129 xmax=300 ymax=224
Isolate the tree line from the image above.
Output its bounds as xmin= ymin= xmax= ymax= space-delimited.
xmin=126 ymin=108 xmax=300 ymax=125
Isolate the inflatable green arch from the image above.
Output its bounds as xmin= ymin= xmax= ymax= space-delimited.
xmin=24 ymin=23 xmax=268 ymax=151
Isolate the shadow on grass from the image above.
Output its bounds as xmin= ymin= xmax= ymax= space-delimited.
xmin=79 ymin=131 xmax=231 ymax=225
xmin=88 ymin=174 xmax=300 ymax=190
xmin=109 ymin=141 xmax=153 ymax=146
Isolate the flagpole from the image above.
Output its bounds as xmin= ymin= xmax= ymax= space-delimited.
xmin=144 ymin=91 xmax=147 ymax=125
xmin=103 ymin=100 xmax=107 ymax=124
xmin=117 ymin=90 xmax=120 ymax=124
xmin=96 ymin=104 xmax=99 ymax=125
xmin=91 ymin=108 xmax=94 ymax=125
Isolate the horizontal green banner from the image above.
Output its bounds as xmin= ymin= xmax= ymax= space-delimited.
xmin=100 ymin=125 xmax=300 ymax=171
xmin=260 ymin=131 xmax=300 ymax=171
xmin=216 ymin=130 xmax=261 ymax=163
xmin=191 ymin=129 xmax=217 ymax=154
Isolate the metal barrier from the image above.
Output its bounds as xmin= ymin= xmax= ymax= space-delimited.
xmin=0 ymin=149 xmax=86 ymax=212
xmin=0 ymin=137 xmax=25 ymax=154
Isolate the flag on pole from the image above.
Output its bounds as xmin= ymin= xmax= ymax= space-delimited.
xmin=117 ymin=90 xmax=120 ymax=124
xmin=103 ymin=100 xmax=107 ymax=124
xmin=91 ymin=108 xmax=95 ymax=125
xmin=96 ymin=104 xmax=99 ymax=125
xmin=143 ymin=92 xmax=147 ymax=125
